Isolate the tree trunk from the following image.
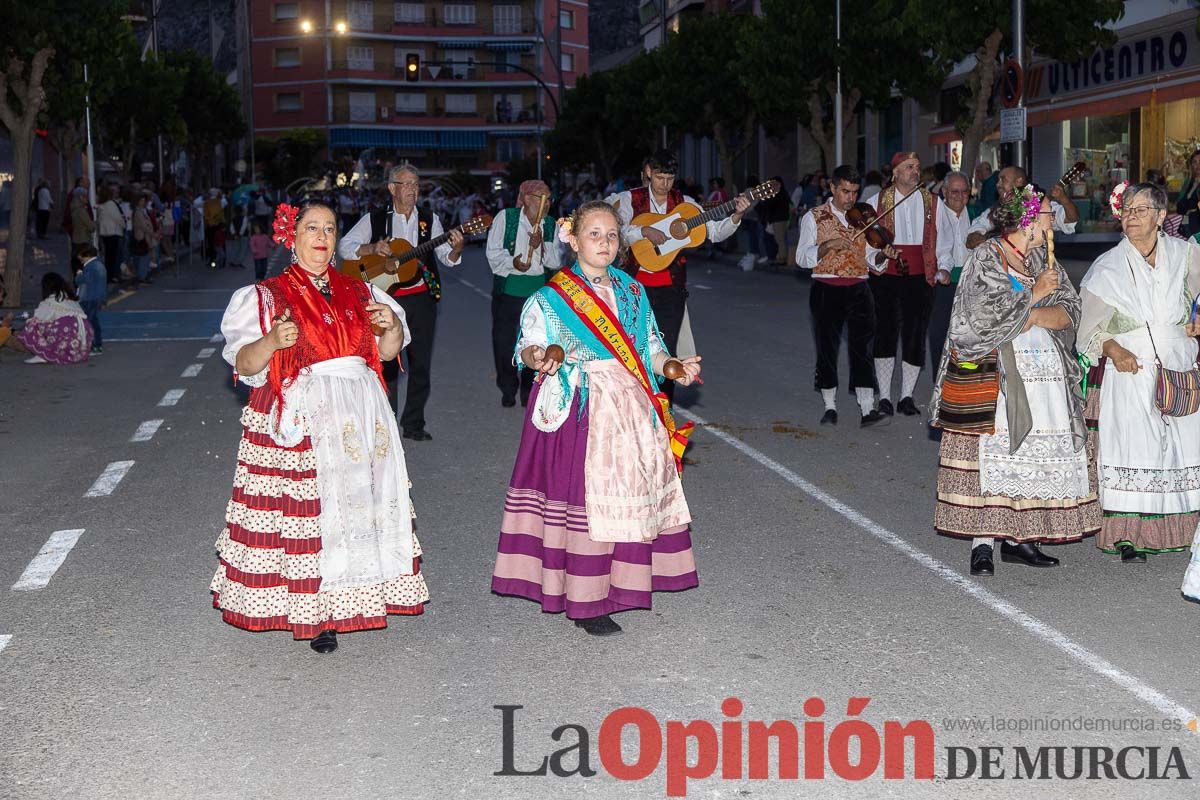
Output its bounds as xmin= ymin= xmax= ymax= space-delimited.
xmin=805 ymin=83 xmax=862 ymax=174
xmin=959 ymin=28 xmax=1004 ymax=193
xmin=50 ymin=120 xmax=82 ymax=211
xmin=712 ymin=118 xmax=736 ymax=195
xmin=0 ymin=48 xmax=55 ymax=309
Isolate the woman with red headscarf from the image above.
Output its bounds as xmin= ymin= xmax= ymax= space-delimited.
xmin=210 ymin=202 xmax=427 ymax=654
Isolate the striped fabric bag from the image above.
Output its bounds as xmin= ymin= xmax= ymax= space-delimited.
xmin=933 ymin=350 xmax=1000 ymax=435
xmin=1148 ymin=325 xmax=1200 ymax=417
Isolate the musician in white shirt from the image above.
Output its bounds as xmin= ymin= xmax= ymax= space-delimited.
xmin=485 ymin=179 xmax=562 ymax=407
xmin=929 ymin=171 xmax=973 ymax=372
xmin=337 ymin=164 xmax=464 ymax=441
xmin=965 ymin=165 xmax=1078 ymax=249
xmin=612 ymin=150 xmax=748 ymax=401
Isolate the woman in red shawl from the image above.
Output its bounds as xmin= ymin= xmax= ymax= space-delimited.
xmin=211 ymin=202 xmax=427 ymax=654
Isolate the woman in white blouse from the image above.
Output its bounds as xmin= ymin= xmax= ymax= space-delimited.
xmin=211 ymin=202 xmax=428 ymax=654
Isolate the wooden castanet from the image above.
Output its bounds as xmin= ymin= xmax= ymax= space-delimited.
xmin=662 ymin=359 xmax=687 ymax=381
xmin=533 ymin=344 xmax=566 ymax=384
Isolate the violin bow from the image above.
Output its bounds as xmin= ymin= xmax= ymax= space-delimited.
xmin=847 ymin=184 xmax=924 ymax=243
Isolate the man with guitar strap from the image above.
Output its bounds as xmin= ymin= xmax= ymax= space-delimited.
xmin=965 ymin=165 xmax=1079 ymax=251
xmin=865 ymin=151 xmax=940 ymax=418
xmin=485 ymin=179 xmax=561 ymax=408
xmin=338 ymin=164 xmax=464 ymax=441
xmin=615 ymin=149 xmax=748 ymax=401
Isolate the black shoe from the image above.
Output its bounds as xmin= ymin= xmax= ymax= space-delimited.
xmin=402 ymin=429 xmax=433 ymax=441
xmin=501 ymin=395 xmax=516 ymax=408
xmin=574 ymin=614 xmax=622 ymax=636
xmin=1119 ymin=544 xmax=1147 ymax=563
xmin=860 ymin=410 xmax=890 ymax=428
xmin=878 ymin=398 xmax=894 ymax=416
xmin=1000 ymin=541 xmax=1059 ymax=567
xmin=310 ymin=630 xmax=337 ymax=653
xmin=520 ymin=393 xmax=530 ymax=408
xmin=820 ymin=409 xmax=838 ymax=425
xmin=897 ymin=396 xmax=920 ymax=416
xmin=970 ymin=544 xmax=995 ymax=576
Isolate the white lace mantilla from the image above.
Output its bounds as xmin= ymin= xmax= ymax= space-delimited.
xmin=979 ymin=327 xmax=1090 ymax=500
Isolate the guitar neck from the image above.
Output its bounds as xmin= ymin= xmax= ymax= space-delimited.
xmin=686 ymin=196 xmax=740 ymax=230
xmin=406 ymin=229 xmax=455 ymax=262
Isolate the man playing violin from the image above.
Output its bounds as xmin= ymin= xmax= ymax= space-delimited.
xmin=965 ymin=165 xmax=1078 ymax=250
xmin=796 ymin=165 xmax=890 ymax=428
xmin=865 ymin=151 xmax=940 ymax=418
xmin=338 ymin=164 xmax=465 ymax=441
xmin=616 ymin=149 xmax=749 ymax=401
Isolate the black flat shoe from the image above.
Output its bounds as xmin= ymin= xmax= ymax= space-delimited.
xmin=1119 ymin=544 xmax=1147 ymax=563
xmin=820 ymin=409 xmax=838 ymax=425
xmin=310 ymin=630 xmax=338 ymax=653
xmin=1000 ymin=541 xmax=1059 ymax=567
xmin=403 ymin=429 xmax=433 ymax=441
xmin=860 ymin=410 xmax=890 ymax=428
xmin=897 ymin=396 xmax=920 ymax=416
xmin=574 ymin=614 xmax=622 ymax=636
xmin=877 ymin=399 xmax=894 ymax=416
xmin=501 ymin=396 xmax=516 ymax=408
xmin=970 ymin=544 xmax=994 ymax=576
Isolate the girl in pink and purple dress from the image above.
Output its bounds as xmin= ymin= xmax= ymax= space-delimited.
xmin=1 ymin=273 xmax=92 ymax=364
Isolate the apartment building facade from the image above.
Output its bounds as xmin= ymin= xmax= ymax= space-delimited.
xmin=250 ymin=0 xmax=588 ymax=174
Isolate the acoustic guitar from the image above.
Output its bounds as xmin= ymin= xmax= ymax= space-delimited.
xmin=341 ymin=214 xmax=491 ymax=292
xmin=630 ymin=180 xmax=781 ymax=273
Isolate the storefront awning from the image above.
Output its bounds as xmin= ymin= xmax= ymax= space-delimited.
xmin=485 ymin=42 xmax=535 ymax=52
xmin=439 ymin=130 xmax=487 ymax=150
xmin=439 ymin=40 xmax=488 ymax=50
xmin=330 ymin=128 xmax=439 ymax=150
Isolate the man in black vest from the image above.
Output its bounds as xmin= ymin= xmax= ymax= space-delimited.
xmin=339 ymin=164 xmax=464 ymax=441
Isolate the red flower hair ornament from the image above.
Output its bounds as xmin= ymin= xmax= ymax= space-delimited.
xmin=272 ymin=203 xmax=300 ymax=248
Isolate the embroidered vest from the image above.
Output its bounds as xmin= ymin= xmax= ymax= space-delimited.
xmin=812 ymin=205 xmax=869 ymax=279
xmin=624 ymin=186 xmax=687 ymax=290
xmin=877 ymin=186 xmax=938 ymax=280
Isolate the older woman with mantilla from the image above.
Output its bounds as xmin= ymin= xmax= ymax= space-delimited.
xmin=211 ymin=202 xmax=428 ymax=654
xmin=1079 ymin=182 xmax=1200 ymax=568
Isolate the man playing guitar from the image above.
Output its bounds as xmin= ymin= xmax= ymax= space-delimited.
xmin=614 ymin=149 xmax=749 ymax=401
xmin=338 ymin=164 xmax=464 ymax=441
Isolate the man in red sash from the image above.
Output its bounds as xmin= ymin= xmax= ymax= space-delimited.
xmin=614 ymin=149 xmax=749 ymax=400
xmin=866 ymin=151 xmax=939 ymax=417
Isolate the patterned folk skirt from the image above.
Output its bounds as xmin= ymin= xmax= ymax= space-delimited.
xmin=210 ymin=386 xmax=429 ymax=640
xmin=935 ymin=429 xmax=1102 ymax=544
xmin=491 ymin=378 xmax=698 ymax=619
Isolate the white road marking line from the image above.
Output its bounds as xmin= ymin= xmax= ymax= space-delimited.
xmin=455 ymin=278 xmax=492 ymax=300
xmin=84 ymin=461 xmax=135 ymax=497
xmin=678 ymin=407 xmax=1200 ymax=727
xmin=11 ymin=529 xmax=86 ymax=591
xmin=105 ymin=336 xmax=215 ymax=343
xmin=693 ymin=283 xmax=712 ymax=290
xmin=0 ymin=635 xmax=11 ymax=655
xmin=130 ymin=419 xmax=164 ymax=442
xmin=210 ymin=333 xmax=224 ymax=342
xmin=109 ymin=308 xmax=227 ymax=313
xmin=163 ymin=289 xmax=236 ymax=293
xmin=181 ymin=363 xmax=203 ymax=378
xmin=197 ymin=347 xmax=216 ymax=358
xmin=158 ymin=389 xmax=186 ymax=406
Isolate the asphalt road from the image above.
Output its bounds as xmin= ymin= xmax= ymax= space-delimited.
xmin=2 ymin=244 xmax=1199 ymax=800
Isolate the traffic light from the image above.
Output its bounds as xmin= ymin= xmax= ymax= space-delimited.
xmin=405 ymin=53 xmax=420 ymax=82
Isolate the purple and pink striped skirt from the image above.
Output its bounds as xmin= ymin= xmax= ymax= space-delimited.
xmin=491 ymin=387 xmax=698 ymax=619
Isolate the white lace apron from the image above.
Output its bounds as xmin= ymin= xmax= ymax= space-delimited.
xmin=269 ymin=355 xmax=416 ymax=587
xmin=978 ymin=326 xmax=1090 ymax=500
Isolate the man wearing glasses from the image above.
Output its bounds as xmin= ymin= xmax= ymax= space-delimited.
xmin=965 ymin=165 xmax=1078 ymax=250
xmin=339 ymin=164 xmax=465 ymax=442
xmin=928 ymin=171 xmax=973 ymax=372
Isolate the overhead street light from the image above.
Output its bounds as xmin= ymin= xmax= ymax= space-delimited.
xmin=300 ymin=19 xmax=313 ymax=33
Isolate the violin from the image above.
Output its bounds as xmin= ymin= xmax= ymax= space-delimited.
xmin=844 ymin=186 xmax=924 ymax=276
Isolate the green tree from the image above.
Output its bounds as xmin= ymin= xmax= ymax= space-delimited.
xmin=1 ymin=0 xmax=55 ymax=307
xmin=39 ymin=0 xmax=135 ymax=193
xmin=741 ymin=0 xmax=945 ymax=172
xmin=102 ymin=47 xmax=186 ymax=180
xmin=166 ymin=50 xmax=246 ymax=188
xmin=648 ymin=14 xmax=756 ymax=189
xmin=260 ymin=128 xmax=327 ymax=188
xmin=548 ymin=55 xmax=659 ymax=185
xmin=902 ymin=0 xmax=1124 ymax=184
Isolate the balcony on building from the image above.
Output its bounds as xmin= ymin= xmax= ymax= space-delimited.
xmin=341 ymin=0 xmax=541 ymax=37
